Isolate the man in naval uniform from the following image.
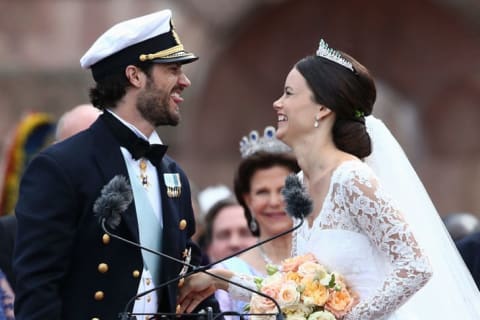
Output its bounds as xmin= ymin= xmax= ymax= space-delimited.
xmin=13 ymin=9 xmax=220 ymax=320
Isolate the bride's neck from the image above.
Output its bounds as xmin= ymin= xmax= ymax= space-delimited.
xmin=300 ymin=148 xmax=343 ymax=184
xmin=295 ymin=137 xmax=338 ymax=178
xmin=301 ymin=150 xmax=356 ymax=226
xmin=258 ymin=233 xmax=292 ymax=264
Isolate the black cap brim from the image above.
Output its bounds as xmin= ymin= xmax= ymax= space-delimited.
xmin=151 ymin=52 xmax=198 ymax=65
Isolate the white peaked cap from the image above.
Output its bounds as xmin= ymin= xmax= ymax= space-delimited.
xmin=80 ymin=9 xmax=197 ymax=81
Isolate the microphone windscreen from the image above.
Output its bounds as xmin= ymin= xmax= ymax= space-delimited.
xmin=282 ymin=174 xmax=313 ymax=219
xmin=93 ymin=175 xmax=133 ymax=229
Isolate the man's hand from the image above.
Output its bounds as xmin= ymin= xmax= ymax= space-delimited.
xmin=177 ymin=273 xmax=218 ymax=314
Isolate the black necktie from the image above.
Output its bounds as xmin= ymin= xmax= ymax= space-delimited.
xmin=101 ymin=111 xmax=168 ymax=167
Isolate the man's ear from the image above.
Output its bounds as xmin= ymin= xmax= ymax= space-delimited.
xmin=125 ymin=65 xmax=145 ymax=88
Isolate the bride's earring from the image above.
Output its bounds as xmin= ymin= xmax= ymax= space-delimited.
xmin=249 ymin=218 xmax=258 ymax=233
xmin=314 ymin=115 xmax=320 ymax=128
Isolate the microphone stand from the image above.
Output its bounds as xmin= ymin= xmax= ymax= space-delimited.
xmin=102 ymin=217 xmax=306 ymax=320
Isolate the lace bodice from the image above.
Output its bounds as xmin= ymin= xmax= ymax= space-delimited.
xmin=229 ymin=160 xmax=432 ymax=320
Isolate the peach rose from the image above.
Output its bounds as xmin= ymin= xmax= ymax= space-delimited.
xmin=250 ymin=293 xmax=277 ymax=314
xmin=302 ymin=280 xmax=329 ymax=306
xmin=325 ymin=287 xmax=358 ymax=318
xmin=282 ymin=253 xmax=317 ymax=272
xmin=285 ymin=271 xmax=301 ymax=283
xmin=250 ymin=280 xmax=282 ymax=315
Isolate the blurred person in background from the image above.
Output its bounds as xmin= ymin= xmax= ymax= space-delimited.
xmin=445 ymin=211 xmax=480 ymax=291
xmin=202 ymin=198 xmax=257 ymax=261
xmin=194 ymin=184 xmax=233 ymax=245
xmin=442 ymin=212 xmax=480 ymax=241
xmin=456 ymin=230 xmax=480 ymax=290
xmin=0 ymin=112 xmax=55 ymax=217
xmin=54 ymin=104 xmax=101 ymax=142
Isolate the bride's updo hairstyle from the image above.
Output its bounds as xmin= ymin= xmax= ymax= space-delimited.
xmin=296 ymin=44 xmax=376 ymax=159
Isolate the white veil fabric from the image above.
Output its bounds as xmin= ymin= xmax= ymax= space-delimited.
xmin=364 ymin=116 xmax=480 ymax=319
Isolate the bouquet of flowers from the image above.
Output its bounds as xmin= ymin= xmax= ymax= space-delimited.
xmin=248 ymin=253 xmax=357 ymax=320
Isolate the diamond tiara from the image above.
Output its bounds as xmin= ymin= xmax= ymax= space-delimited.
xmin=316 ymin=39 xmax=354 ymax=72
xmin=239 ymin=126 xmax=292 ymax=159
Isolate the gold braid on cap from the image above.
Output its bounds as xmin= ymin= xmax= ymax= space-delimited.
xmin=316 ymin=39 xmax=354 ymax=72
xmin=139 ymin=44 xmax=185 ymax=61
xmin=139 ymin=29 xmax=185 ymax=62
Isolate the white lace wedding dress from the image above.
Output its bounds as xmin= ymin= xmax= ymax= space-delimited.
xmin=293 ymin=160 xmax=432 ymax=320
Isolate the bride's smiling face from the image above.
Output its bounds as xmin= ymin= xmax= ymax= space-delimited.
xmin=273 ymin=67 xmax=319 ymax=146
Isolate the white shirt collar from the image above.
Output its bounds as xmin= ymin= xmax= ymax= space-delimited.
xmin=106 ymin=109 xmax=163 ymax=144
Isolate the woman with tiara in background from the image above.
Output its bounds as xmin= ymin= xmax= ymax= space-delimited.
xmin=211 ymin=126 xmax=299 ymax=316
xmin=178 ymin=39 xmax=480 ymax=319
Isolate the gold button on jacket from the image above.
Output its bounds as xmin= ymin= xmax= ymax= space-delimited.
xmin=179 ymin=219 xmax=187 ymax=230
xmin=98 ymin=263 xmax=108 ymax=273
xmin=94 ymin=291 xmax=104 ymax=301
xmin=102 ymin=234 xmax=110 ymax=244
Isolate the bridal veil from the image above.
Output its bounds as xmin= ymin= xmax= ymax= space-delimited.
xmin=365 ymin=116 xmax=480 ymax=319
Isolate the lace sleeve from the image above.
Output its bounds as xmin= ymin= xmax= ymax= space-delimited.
xmin=227 ymin=273 xmax=257 ymax=302
xmin=341 ymin=168 xmax=433 ymax=320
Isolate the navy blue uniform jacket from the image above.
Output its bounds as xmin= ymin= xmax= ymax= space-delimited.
xmin=13 ymin=116 xmax=216 ymax=319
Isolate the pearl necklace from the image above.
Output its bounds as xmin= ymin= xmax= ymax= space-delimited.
xmin=259 ymin=245 xmax=275 ymax=266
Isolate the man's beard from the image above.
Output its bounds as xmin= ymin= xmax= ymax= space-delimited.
xmin=136 ymin=79 xmax=180 ymax=127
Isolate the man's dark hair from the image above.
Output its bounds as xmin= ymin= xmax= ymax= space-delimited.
xmin=89 ymin=62 xmax=154 ymax=110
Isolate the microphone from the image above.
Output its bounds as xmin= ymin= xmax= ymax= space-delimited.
xmin=282 ymin=173 xmax=313 ymax=220
xmin=93 ymin=174 xmax=312 ymax=320
xmin=93 ymin=175 xmax=133 ymax=230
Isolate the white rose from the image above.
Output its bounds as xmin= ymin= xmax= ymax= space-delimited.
xmin=298 ymin=261 xmax=326 ymax=278
xmin=319 ymin=273 xmax=333 ymax=287
xmin=302 ymin=295 xmax=315 ymax=306
xmin=284 ymin=304 xmax=313 ymax=317
xmin=278 ymin=281 xmax=300 ymax=306
xmin=286 ymin=313 xmax=308 ymax=320
xmin=307 ymin=311 xmax=336 ymax=320
xmin=262 ymin=272 xmax=283 ymax=287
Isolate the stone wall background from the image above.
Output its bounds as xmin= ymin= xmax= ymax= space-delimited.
xmin=1 ymin=0 xmax=479 ymax=216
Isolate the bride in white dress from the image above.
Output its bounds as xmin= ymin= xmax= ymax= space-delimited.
xmin=178 ymin=39 xmax=480 ymax=319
